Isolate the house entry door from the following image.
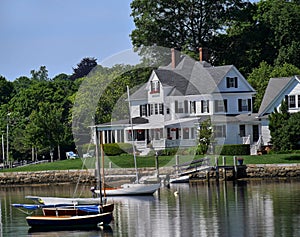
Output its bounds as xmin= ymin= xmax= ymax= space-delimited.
xmin=253 ymin=125 xmax=259 ymax=142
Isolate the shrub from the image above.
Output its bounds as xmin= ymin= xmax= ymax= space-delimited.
xmin=216 ymin=144 xmax=250 ymax=156
xmin=103 ymin=143 xmax=133 ymax=156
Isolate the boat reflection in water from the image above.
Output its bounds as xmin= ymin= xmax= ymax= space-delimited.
xmin=2 ymin=180 xmax=300 ymax=236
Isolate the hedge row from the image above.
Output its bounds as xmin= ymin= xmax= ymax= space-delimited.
xmin=85 ymin=143 xmax=250 ymax=156
xmin=216 ymin=144 xmax=250 ymax=156
xmin=103 ymin=143 xmax=133 ymax=156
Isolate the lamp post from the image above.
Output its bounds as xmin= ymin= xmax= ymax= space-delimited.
xmin=6 ymin=113 xmax=10 ymax=168
xmin=1 ymin=133 xmax=4 ymax=167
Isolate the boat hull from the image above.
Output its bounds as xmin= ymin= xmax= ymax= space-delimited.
xmin=26 ymin=212 xmax=113 ymax=230
xmin=26 ymin=195 xmax=103 ymax=205
xmin=98 ymin=183 xmax=161 ymax=196
xmin=169 ymin=175 xmax=190 ymax=183
xmin=42 ymin=203 xmax=114 ymax=216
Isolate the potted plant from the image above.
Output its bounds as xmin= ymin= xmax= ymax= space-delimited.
xmin=237 ymin=157 xmax=244 ymax=165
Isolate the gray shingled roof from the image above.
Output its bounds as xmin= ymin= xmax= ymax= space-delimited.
xmin=130 ymin=83 xmax=148 ymax=101
xmin=130 ymin=56 xmax=237 ymax=99
xmin=206 ymin=65 xmax=234 ymax=86
xmin=258 ymin=77 xmax=293 ymax=116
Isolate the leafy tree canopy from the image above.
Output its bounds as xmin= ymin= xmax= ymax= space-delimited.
xmin=70 ymin=57 xmax=97 ymax=81
xmin=130 ymin=0 xmax=248 ymax=61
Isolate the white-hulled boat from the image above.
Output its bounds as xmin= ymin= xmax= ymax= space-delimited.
xmin=94 ymin=182 xmax=161 ymax=196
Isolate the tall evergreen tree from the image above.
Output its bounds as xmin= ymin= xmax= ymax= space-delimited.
xmin=70 ymin=57 xmax=97 ymax=81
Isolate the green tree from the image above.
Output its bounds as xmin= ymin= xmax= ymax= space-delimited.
xmin=197 ymin=118 xmax=212 ymax=155
xmin=5 ymin=78 xmax=78 ymax=161
xmin=268 ymin=99 xmax=290 ymax=151
xmin=247 ymin=62 xmax=273 ymax=112
xmin=30 ymin=66 xmax=50 ymax=81
xmin=70 ymin=57 xmax=97 ymax=81
xmin=12 ymin=76 xmax=32 ymax=94
xmin=24 ymin=102 xmax=68 ymax=161
xmin=0 ymin=76 xmax=14 ymax=105
xmin=214 ymin=0 xmax=300 ymax=75
xmin=130 ymin=0 xmax=247 ymax=60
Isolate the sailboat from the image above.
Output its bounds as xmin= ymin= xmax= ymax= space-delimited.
xmin=12 ymin=202 xmax=113 ymax=230
xmin=13 ymin=128 xmax=114 ymax=230
xmin=25 ymin=128 xmax=115 ymax=210
xmin=92 ymin=86 xmax=161 ymax=196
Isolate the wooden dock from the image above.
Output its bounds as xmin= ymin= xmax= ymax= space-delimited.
xmin=171 ymin=156 xmax=246 ymax=182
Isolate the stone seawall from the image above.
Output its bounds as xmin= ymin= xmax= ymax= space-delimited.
xmin=0 ymin=165 xmax=300 ymax=185
xmin=0 ymin=168 xmax=172 ymax=185
xmin=245 ymin=164 xmax=300 ymax=178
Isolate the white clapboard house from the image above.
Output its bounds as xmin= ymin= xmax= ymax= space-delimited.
xmin=93 ymin=49 xmax=262 ymax=155
xmin=258 ymin=75 xmax=300 ymax=146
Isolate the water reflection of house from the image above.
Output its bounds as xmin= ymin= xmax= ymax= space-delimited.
xmin=93 ymin=49 xmax=261 ymax=155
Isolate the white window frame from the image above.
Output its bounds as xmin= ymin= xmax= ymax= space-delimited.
xmin=214 ymin=125 xmax=226 ymax=138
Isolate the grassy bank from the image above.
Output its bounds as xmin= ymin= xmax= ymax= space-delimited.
xmin=1 ymin=153 xmax=300 ymax=173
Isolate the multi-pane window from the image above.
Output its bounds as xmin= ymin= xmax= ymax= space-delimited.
xmin=140 ymin=104 xmax=147 ymax=116
xmin=183 ymin=128 xmax=189 ymax=139
xmin=150 ymin=104 xmax=154 ymax=115
xmin=155 ymin=104 xmax=158 ymax=114
xmin=239 ymin=125 xmax=246 ymax=137
xmin=226 ymin=77 xmax=238 ymax=88
xmin=214 ymin=125 xmax=226 ymax=138
xmin=175 ymin=101 xmax=184 ymax=113
xmin=201 ymin=100 xmax=209 ymax=113
xmin=159 ymin=104 xmax=164 ymax=114
xmin=288 ymin=95 xmax=296 ymax=108
xmin=150 ymin=80 xmax=160 ymax=94
xmin=214 ymin=100 xmax=227 ymax=113
xmin=238 ymin=99 xmax=251 ymax=112
xmin=190 ymin=101 xmax=196 ymax=114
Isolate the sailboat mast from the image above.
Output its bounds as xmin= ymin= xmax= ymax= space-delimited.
xmin=94 ymin=127 xmax=103 ymax=203
xmin=127 ymin=86 xmax=139 ymax=183
xmin=100 ymin=130 xmax=106 ymax=197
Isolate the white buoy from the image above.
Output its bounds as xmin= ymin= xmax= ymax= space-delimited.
xmin=174 ymin=190 xmax=179 ymax=196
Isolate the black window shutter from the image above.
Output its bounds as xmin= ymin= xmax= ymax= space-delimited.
xmin=248 ymin=99 xmax=251 ymax=111
xmin=175 ymin=101 xmax=178 ymax=113
xmin=140 ymin=105 xmax=142 ymax=117
xmin=207 ymin=100 xmax=209 ymax=113
xmin=226 ymin=77 xmax=229 ymax=88
xmin=235 ymin=77 xmax=238 ymax=88
xmin=201 ymin=100 xmax=204 ymax=113
xmin=224 ymin=99 xmax=228 ymax=112
xmin=238 ymin=99 xmax=242 ymax=112
xmin=184 ymin=100 xmax=188 ymax=113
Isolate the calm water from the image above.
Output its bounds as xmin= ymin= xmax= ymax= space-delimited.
xmin=1 ymin=180 xmax=300 ymax=237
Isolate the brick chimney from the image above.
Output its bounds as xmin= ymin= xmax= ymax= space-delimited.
xmin=171 ymin=48 xmax=176 ymax=69
xmin=199 ymin=47 xmax=208 ymax=62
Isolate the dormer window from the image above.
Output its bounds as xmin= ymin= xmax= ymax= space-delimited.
xmin=288 ymin=95 xmax=296 ymax=108
xmin=226 ymin=77 xmax=238 ymax=88
xmin=150 ymin=80 xmax=160 ymax=94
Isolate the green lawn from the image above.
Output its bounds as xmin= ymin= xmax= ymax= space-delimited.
xmin=1 ymin=153 xmax=300 ymax=172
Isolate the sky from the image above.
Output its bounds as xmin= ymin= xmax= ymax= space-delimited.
xmin=0 ymin=0 xmax=137 ymax=81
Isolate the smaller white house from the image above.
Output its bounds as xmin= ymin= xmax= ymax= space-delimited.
xmin=258 ymin=75 xmax=300 ymax=146
xmin=93 ymin=49 xmax=261 ymax=154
